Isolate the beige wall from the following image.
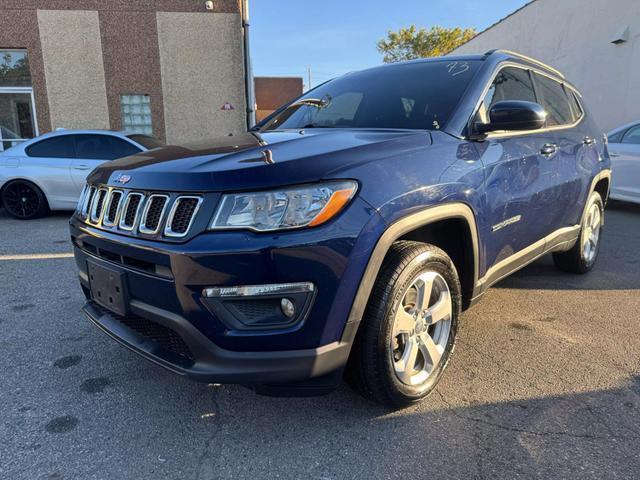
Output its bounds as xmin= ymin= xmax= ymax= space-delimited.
xmin=37 ymin=9 xmax=110 ymax=130
xmin=156 ymin=12 xmax=246 ymax=144
xmin=451 ymin=0 xmax=640 ymax=132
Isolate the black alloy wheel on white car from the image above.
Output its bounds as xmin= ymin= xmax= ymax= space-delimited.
xmin=1 ymin=180 xmax=49 ymax=220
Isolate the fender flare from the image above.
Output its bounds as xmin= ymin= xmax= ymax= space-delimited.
xmin=340 ymin=202 xmax=480 ymax=344
xmin=581 ymin=169 xmax=611 ymax=226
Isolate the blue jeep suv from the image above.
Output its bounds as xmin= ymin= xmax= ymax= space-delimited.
xmin=70 ymin=50 xmax=611 ymax=406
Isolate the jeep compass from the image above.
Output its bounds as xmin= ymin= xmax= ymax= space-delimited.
xmin=70 ymin=50 xmax=611 ymax=406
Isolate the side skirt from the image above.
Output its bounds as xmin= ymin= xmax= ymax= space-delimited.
xmin=470 ymin=224 xmax=580 ymax=304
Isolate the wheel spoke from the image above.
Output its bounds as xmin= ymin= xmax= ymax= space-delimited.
xmin=419 ymin=333 xmax=443 ymax=368
xmin=394 ymin=307 xmax=415 ymax=335
xmin=394 ymin=337 xmax=420 ymax=383
xmin=426 ymin=292 xmax=451 ymax=324
xmin=415 ymin=273 xmax=435 ymax=312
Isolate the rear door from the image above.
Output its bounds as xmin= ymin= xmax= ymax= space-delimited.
xmin=70 ymin=134 xmax=142 ymax=189
xmin=22 ymin=135 xmax=77 ymax=208
xmin=532 ymin=72 xmax=596 ymax=228
xmin=608 ymin=124 xmax=640 ymax=202
xmin=475 ymin=66 xmax=561 ymax=271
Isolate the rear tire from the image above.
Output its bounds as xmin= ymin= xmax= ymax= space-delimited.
xmin=552 ymin=191 xmax=603 ymax=274
xmin=1 ymin=180 xmax=49 ymax=220
xmin=345 ymin=241 xmax=461 ymax=407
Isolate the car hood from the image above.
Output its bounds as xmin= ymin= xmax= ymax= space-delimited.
xmin=87 ymin=129 xmax=432 ymax=192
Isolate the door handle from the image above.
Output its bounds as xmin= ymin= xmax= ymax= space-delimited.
xmin=74 ymin=164 xmax=90 ymax=170
xmin=609 ymin=152 xmax=621 ymax=157
xmin=540 ymin=143 xmax=558 ymax=157
xmin=583 ymin=136 xmax=596 ymax=145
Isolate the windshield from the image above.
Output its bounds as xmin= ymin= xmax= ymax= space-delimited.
xmin=259 ymin=60 xmax=481 ymax=132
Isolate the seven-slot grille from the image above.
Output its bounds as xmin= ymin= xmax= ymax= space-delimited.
xmin=81 ymin=186 xmax=203 ymax=239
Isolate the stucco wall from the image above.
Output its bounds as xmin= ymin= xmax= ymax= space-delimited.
xmin=452 ymin=0 xmax=640 ymax=131
xmin=156 ymin=12 xmax=246 ymax=144
xmin=37 ymin=9 xmax=110 ymax=130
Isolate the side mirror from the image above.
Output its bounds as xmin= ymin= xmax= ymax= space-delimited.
xmin=476 ymin=100 xmax=547 ymax=134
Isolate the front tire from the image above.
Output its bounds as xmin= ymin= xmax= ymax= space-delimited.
xmin=552 ymin=191 xmax=603 ymax=274
xmin=346 ymin=241 xmax=461 ymax=407
xmin=1 ymin=180 xmax=49 ymax=219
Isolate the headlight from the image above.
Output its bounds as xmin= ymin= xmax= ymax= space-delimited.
xmin=210 ymin=181 xmax=358 ymax=232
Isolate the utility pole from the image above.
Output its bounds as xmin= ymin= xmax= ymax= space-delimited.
xmin=307 ymin=67 xmax=312 ymax=91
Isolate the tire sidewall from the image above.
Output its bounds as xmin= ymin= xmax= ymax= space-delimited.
xmin=378 ymin=250 xmax=461 ymax=402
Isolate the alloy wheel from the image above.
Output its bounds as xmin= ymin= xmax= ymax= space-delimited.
xmin=3 ymin=182 xmax=41 ymax=219
xmin=390 ymin=271 xmax=453 ymax=386
xmin=582 ymin=202 xmax=601 ymax=263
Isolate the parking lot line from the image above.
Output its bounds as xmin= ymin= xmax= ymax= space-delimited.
xmin=0 ymin=252 xmax=74 ymax=261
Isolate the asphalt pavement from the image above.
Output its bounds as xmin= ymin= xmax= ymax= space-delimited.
xmin=1 ymin=202 xmax=639 ymax=480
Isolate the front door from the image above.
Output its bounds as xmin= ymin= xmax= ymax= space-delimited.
xmin=475 ymin=66 xmax=565 ymax=274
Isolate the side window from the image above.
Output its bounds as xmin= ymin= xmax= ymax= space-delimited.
xmin=533 ymin=73 xmax=573 ymax=126
xmin=480 ymin=67 xmax=536 ymax=123
xmin=75 ymin=134 xmax=141 ymax=160
xmin=566 ymin=90 xmax=583 ymax=122
xmin=25 ymin=135 xmax=75 ymax=158
xmin=621 ymin=125 xmax=640 ymax=144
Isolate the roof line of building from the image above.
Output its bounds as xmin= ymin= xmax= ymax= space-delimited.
xmin=453 ymin=0 xmax=540 ymax=52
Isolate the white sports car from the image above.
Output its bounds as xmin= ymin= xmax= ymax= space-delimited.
xmin=608 ymin=120 xmax=640 ymax=204
xmin=0 ymin=130 xmax=162 ymax=219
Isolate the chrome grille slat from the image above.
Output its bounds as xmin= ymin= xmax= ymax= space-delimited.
xmin=90 ymin=188 xmax=108 ymax=223
xmin=164 ymin=196 xmax=203 ymax=238
xmin=118 ymin=192 xmax=145 ymax=231
xmin=82 ymin=186 xmax=97 ymax=219
xmin=103 ymin=190 xmax=124 ymax=226
xmin=139 ymin=194 xmax=169 ymax=235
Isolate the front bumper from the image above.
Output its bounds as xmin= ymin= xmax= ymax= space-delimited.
xmin=83 ymin=299 xmax=354 ymax=384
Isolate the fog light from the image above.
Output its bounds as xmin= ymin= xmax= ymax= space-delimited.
xmin=281 ymin=298 xmax=295 ymax=319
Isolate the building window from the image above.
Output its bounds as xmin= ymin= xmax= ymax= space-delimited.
xmin=0 ymin=50 xmax=38 ymax=151
xmin=120 ymin=94 xmax=153 ymax=135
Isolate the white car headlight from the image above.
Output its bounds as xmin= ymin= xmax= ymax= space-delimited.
xmin=210 ymin=181 xmax=358 ymax=232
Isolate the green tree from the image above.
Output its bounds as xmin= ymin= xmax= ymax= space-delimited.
xmin=377 ymin=25 xmax=477 ymax=63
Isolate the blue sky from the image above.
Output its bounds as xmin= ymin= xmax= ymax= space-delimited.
xmin=250 ymin=0 xmax=530 ymax=88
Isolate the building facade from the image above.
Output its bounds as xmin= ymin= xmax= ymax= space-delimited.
xmin=451 ymin=0 xmax=640 ymax=132
xmin=0 ymin=0 xmax=247 ymax=151
xmin=254 ymin=76 xmax=303 ymax=123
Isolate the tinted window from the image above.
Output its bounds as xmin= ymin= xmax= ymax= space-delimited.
xmin=260 ymin=60 xmax=482 ymax=131
xmin=26 ymin=135 xmax=75 ymax=158
xmin=126 ymin=134 xmax=163 ymax=150
xmin=567 ymin=90 xmax=583 ymax=122
xmin=484 ymin=67 xmax=536 ymax=107
xmin=533 ymin=73 xmax=573 ymax=126
xmin=622 ymin=125 xmax=640 ymax=144
xmin=75 ymin=134 xmax=141 ymax=160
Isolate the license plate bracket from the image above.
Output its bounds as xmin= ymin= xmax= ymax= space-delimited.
xmin=87 ymin=260 xmax=128 ymax=316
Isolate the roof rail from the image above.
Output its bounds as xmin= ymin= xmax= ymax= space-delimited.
xmin=483 ymin=49 xmax=565 ymax=79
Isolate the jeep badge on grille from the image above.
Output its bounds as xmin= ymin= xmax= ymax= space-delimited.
xmin=115 ymin=174 xmax=131 ymax=184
